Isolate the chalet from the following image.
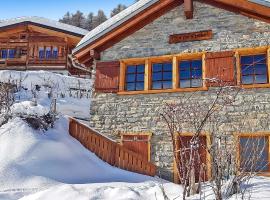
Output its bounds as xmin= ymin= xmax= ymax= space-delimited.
xmin=0 ymin=16 xmax=90 ymax=76
xmin=73 ymin=0 xmax=270 ymax=182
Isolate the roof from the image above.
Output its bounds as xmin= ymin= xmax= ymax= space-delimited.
xmin=0 ymin=16 xmax=89 ymax=37
xmin=249 ymin=0 xmax=270 ymax=7
xmin=73 ymin=0 xmax=158 ymax=53
xmin=73 ymin=0 xmax=270 ymax=60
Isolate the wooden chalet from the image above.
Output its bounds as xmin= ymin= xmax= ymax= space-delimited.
xmin=72 ymin=0 xmax=270 ymax=182
xmin=0 ymin=16 xmax=90 ymax=77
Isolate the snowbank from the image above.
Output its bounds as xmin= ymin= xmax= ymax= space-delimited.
xmin=0 ymin=113 xmax=176 ymax=200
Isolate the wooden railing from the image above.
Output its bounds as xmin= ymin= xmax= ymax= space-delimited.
xmin=69 ymin=118 xmax=156 ymax=177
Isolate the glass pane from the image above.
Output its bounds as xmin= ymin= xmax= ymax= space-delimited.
xmin=241 ymin=56 xmax=253 ymax=65
xmin=241 ymin=65 xmax=253 ymax=75
xmin=242 ymin=75 xmax=253 ymax=85
xmin=240 ymin=137 xmax=269 ymax=172
xmin=254 ymin=54 xmax=266 ymax=63
xmin=127 ymin=66 xmax=136 ymax=73
xmin=163 ymin=81 xmax=172 ymax=89
xmin=1 ymin=50 xmax=7 ymax=59
xmin=192 ymin=60 xmax=202 ymax=68
xmin=137 ymin=74 xmax=144 ymax=82
xmin=46 ymin=50 xmax=51 ymax=59
xmin=191 ymin=79 xmax=202 ymax=88
xmin=8 ymin=49 xmax=15 ymax=58
xmin=137 ymin=65 xmax=145 ymax=73
xmin=180 ymin=70 xmax=190 ymax=80
xmin=254 ymin=64 xmax=267 ymax=75
xmin=152 ymin=81 xmax=162 ymax=89
xmin=255 ymin=75 xmax=268 ymax=84
xmin=39 ymin=51 xmax=44 ymax=59
xmin=126 ymin=74 xmax=136 ymax=82
xmin=152 ymin=72 xmax=162 ymax=81
xmin=126 ymin=83 xmax=136 ymax=91
xmin=136 ymin=82 xmax=144 ymax=91
xmin=180 ymin=79 xmax=191 ymax=88
xmin=53 ymin=50 xmax=58 ymax=58
xmin=153 ymin=63 xmax=163 ymax=72
xmin=192 ymin=69 xmax=202 ymax=78
xmin=163 ymin=72 xmax=172 ymax=80
xmin=163 ymin=63 xmax=172 ymax=71
xmin=180 ymin=61 xmax=191 ymax=71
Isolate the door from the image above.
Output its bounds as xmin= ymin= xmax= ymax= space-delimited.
xmin=121 ymin=134 xmax=150 ymax=161
xmin=176 ymin=135 xmax=208 ymax=183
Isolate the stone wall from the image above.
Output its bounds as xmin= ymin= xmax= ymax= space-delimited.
xmin=90 ymin=88 xmax=270 ymax=181
xmin=101 ymin=1 xmax=270 ymax=61
xmin=90 ymin=1 xmax=270 ymax=181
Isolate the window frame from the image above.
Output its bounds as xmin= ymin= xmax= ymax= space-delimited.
xmin=119 ymin=52 xmax=207 ymax=95
xmin=125 ymin=64 xmax=145 ymax=91
xmin=236 ymin=46 xmax=270 ymax=89
xmin=236 ymin=133 xmax=270 ymax=176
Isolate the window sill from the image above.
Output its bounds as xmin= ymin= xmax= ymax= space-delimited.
xmin=118 ymin=87 xmax=208 ymax=95
xmin=241 ymin=83 xmax=270 ymax=89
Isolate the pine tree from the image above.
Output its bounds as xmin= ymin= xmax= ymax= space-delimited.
xmin=93 ymin=10 xmax=107 ymax=28
xmin=70 ymin=11 xmax=86 ymax=28
xmin=83 ymin=12 xmax=94 ymax=30
xmin=111 ymin=4 xmax=127 ymax=17
xmin=59 ymin=12 xmax=72 ymax=25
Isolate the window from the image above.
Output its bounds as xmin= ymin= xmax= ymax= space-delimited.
xmin=179 ymin=59 xmax=202 ymax=88
xmin=239 ymin=136 xmax=269 ymax=172
xmin=45 ymin=47 xmax=52 ymax=59
xmin=52 ymin=47 xmax=58 ymax=59
xmin=1 ymin=49 xmax=7 ymax=59
xmin=241 ymin=54 xmax=268 ymax=85
xmin=125 ymin=64 xmax=145 ymax=91
xmin=39 ymin=47 xmax=45 ymax=59
xmin=152 ymin=62 xmax=172 ymax=89
xmin=8 ymin=49 xmax=15 ymax=59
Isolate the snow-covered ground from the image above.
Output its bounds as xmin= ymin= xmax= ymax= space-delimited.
xmin=1 ymin=70 xmax=270 ymax=200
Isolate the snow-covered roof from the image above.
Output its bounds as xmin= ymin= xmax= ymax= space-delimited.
xmin=249 ymin=0 xmax=270 ymax=7
xmin=0 ymin=16 xmax=89 ymax=37
xmin=73 ymin=0 xmax=158 ymax=53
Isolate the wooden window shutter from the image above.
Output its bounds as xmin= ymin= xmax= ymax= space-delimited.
xmin=95 ymin=61 xmax=120 ymax=93
xmin=205 ymin=51 xmax=236 ymax=87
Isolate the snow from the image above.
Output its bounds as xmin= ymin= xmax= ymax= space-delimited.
xmin=0 ymin=16 xmax=88 ymax=36
xmin=0 ymin=108 xmax=179 ymax=200
xmin=0 ymin=70 xmax=92 ymax=120
xmin=73 ymin=0 xmax=158 ymax=53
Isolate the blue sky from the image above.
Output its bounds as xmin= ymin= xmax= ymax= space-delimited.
xmin=0 ymin=0 xmax=135 ymax=20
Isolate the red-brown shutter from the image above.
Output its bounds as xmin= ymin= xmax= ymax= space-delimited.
xmin=205 ymin=51 xmax=236 ymax=87
xmin=95 ymin=61 xmax=120 ymax=93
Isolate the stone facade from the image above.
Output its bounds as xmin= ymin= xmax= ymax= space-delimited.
xmin=90 ymin=2 xmax=270 ymax=181
xmin=101 ymin=2 xmax=270 ymax=61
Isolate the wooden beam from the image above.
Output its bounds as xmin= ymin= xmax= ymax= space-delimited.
xmin=184 ymin=0 xmax=193 ymax=19
xmin=90 ymin=49 xmax=100 ymax=60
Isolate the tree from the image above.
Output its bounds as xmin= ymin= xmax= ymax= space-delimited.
xmin=70 ymin=11 xmax=86 ymax=28
xmin=83 ymin=12 xmax=94 ymax=30
xmin=111 ymin=4 xmax=127 ymax=17
xmin=59 ymin=12 xmax=72 ymax=25
xmin=93 ymin=10 xmax=107 ymax=28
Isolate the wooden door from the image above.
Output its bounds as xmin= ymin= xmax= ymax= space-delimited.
xmin=176 ymin=135 xmax=208 ymax=183
xmin=121 ymin=134 xmax=150 ymax=161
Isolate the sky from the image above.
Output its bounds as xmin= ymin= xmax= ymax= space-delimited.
xmin=0 ymin=0 xmax=135 ymax=20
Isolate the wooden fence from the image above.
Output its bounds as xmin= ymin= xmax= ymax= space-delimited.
xmin=69 ymin=118 xmax=156 ymax=176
